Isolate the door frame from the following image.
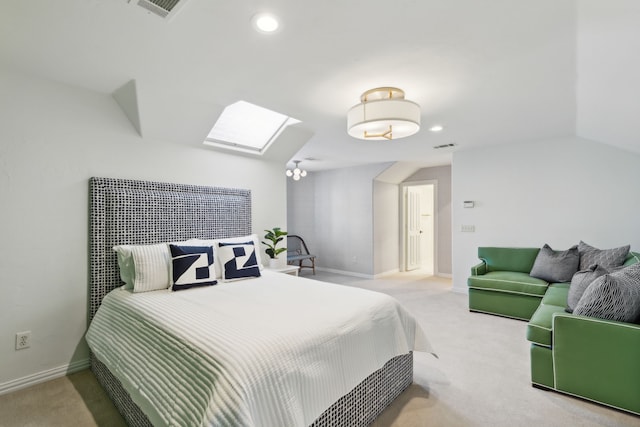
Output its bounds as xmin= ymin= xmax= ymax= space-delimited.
xmin=399 ymin=180 xmax=438 ymax=274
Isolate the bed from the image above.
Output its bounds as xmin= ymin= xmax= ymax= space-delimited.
xmin=86 ymin=177 xmax=431 ymax=427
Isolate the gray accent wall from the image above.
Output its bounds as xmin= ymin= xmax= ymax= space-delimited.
xmin=404 ymin=165 xmax=453 ymax=275
xmin=288 ymin=162 xmax=451 ymax=277
xmin=287 ymin=163 xmax=392 ymax=276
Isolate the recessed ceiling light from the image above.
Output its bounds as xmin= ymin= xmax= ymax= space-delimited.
xmin=252 ymin=13 xmax=279 ymax=33
xmin=429 ymin=125 xmax=444 ymax=132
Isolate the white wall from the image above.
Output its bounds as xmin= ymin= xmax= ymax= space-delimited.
xmin=373 ymin=180 xmax=399 ymax=276
xmin=0 ymin=68 xmax=287 ymax=391
xmin=451 ymin=136 xmax=640 ymax=292
xmin=576 ymin=0 xmax=640 ymax=152
xmin=404 ymin=165 xmax=453 ymax=275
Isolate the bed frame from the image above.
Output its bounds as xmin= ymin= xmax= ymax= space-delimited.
xmin=88 ymin=176 xmax=412 ymax=427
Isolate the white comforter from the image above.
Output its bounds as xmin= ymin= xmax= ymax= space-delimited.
xmin=86 ymin=271 xmax=431 ymax=427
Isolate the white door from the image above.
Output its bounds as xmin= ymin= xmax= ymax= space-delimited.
xmin=406 ymin=186 xmax=422 ymax=271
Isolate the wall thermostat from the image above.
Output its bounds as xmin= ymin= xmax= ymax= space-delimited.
xmin=463 ymin=200 xmax=474 ymax=208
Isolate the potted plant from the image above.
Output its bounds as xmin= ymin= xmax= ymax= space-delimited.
xmin=262 ymin=227 xmax=288 ymax=268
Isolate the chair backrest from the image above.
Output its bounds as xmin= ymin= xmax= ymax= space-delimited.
xmin=287 ymin=235 xmax=310 ymax=255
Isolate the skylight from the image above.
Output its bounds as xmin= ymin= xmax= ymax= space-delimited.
xmin=204 ymin=101 xmax=300 ymax=155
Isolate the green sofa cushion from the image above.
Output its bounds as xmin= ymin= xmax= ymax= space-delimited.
xmin=541 ymin=282 xmax=570 ymax=306
xmin=468 ymin=271 xmax=548 ymax=296
xmin=527 ymin=303 xmax=566 ymax=347
xmin=527 ymin=284 xmax=569 ymax=347
xmin=478 ymin=247 xmax=540 ymax=273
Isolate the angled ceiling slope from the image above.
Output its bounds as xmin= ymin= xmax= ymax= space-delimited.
xmin=112 ymin=79 xmax=142 ymax=136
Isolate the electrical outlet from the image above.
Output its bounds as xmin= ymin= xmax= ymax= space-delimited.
xmin=16 ymin=331 xmax=31 ymax=350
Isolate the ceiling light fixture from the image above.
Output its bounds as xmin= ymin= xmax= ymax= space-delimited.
xmin=347 ymin=87 xmax=420 ymax=140
xmin=252 ymin=13 xmax=279 ymax=33
xmin=286 ymin=160 xmax=307 ymax=181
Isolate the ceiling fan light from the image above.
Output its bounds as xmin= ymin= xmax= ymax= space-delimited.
xmin=286 ymin=160 xmax=307 ymax=181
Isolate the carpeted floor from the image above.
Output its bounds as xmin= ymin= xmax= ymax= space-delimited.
xmin=0 ymin=270 xmax=638 ymax=426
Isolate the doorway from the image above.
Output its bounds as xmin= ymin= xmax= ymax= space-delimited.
xmin=401 ymin=181 xmax=437 ymax=275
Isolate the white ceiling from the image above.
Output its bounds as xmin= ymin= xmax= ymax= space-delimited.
xmin=2 ymin=0 xmax=639 ymax=171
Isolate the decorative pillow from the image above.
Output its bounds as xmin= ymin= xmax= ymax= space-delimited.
xmin=566 ymin=264 xmax=609 ymax=313
xmin=578 ymin=241 xmax=630 ymax=270
xmin=216 ymin=241 xmax=261 ymax=281
xmin=169 ymin=244 xmax=217 ymax=291
xmin=113 ymin=243 xmax=171 ymax=292
xmin=113 ymin=245 xmax=136 ymax=289
xmin=573 ymin=263 xmax=640 ymax=323
xmin=529 ymin=244 xmax=579 ymax=283
xmin=192 ymin=234 xmax=264 ymax=278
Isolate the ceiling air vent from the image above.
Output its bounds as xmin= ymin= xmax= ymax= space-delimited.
xmin=433 ymin=143 xmax=457 ymax=149
xmin=132 ymin=0 xmax=189 ymax=20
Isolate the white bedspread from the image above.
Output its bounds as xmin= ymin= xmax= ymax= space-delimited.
xmin=86 ymin=271 xmax=431 ymax=427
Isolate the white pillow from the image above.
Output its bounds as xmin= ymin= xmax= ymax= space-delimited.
xmin=192 ymin=234 xmax=264 ymax=279
xmin=113 ymin=240 xmax=197 ymax=293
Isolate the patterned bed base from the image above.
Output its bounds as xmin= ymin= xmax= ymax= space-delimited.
xmin=88 ymin=177 xmax=413 ymax=426
xmin=92 ymin=352 xmax=413 ymax=427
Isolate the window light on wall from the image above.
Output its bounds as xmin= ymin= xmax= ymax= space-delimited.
xmin=204 ymin=101 xmax=300 ymax=155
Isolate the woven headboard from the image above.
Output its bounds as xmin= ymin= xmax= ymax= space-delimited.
xmin=88 ymin=177 xmax=252 ymax=320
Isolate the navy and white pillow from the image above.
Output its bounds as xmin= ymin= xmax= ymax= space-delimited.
xmin=217 ymin=241 xmax=261 ymax=281
xmin=169 ymin=244 xmax=217 ymax=291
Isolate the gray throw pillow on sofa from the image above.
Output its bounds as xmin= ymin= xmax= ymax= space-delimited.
xmin=529 ymin=244 xmax=579 ymax=283
xmin=573 ymin=263 xmax=640 ymax=323
xmin=578 ymin=241 xmax=630 ymax=270
xmin=566 ymin=264 xmax=609 ymax=313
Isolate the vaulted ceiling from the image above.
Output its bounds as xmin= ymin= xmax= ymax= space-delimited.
xmin=2 ymin=0 xmax=639 ymax=171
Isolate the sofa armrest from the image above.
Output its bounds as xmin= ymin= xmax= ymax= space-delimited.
xmin=470 ymin=261 xmax=487 ymax=276
xmin=552 ymin=313 xmax=640 ymax=414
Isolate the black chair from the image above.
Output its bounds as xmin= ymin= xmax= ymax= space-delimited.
xmin=286 ymin=235 xmax=316 ymax=274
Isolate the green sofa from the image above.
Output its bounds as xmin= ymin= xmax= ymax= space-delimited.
xmin=468 ymin=247 xmax=547 ymax=320
xmin=468 ymin=246 xmax=640 ymax=415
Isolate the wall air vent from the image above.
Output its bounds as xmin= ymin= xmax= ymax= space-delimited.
xmin=433 ymin=143 xmax=457 ymax=149
xmin=132 ymin=0 xmax=189 ymax=20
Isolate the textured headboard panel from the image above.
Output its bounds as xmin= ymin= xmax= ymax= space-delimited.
xmin=89 ymin=177 xmax=252 ymax=320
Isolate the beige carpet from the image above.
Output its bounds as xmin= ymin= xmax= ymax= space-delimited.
xmin=0 ymin=271 xmax=638 ymax=426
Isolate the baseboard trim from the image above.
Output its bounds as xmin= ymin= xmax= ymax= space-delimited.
xmin=0 ymin=358 xmax=90 ymax=395
xmin=373 ymin=268 xmax=400 ymax=279
xmin=315 ymin=267 xmax=374 ymax=279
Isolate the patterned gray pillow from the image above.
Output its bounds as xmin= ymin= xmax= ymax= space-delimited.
xmin=566 ymin=264 xmax=609 ymax=313
xmin=573 ymin=263 xmax=640 ymax=323
xmin=578 ymin=241 xmax=630 ymax=270
xmin=529 ymin=244 xmax=579 ymax=283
